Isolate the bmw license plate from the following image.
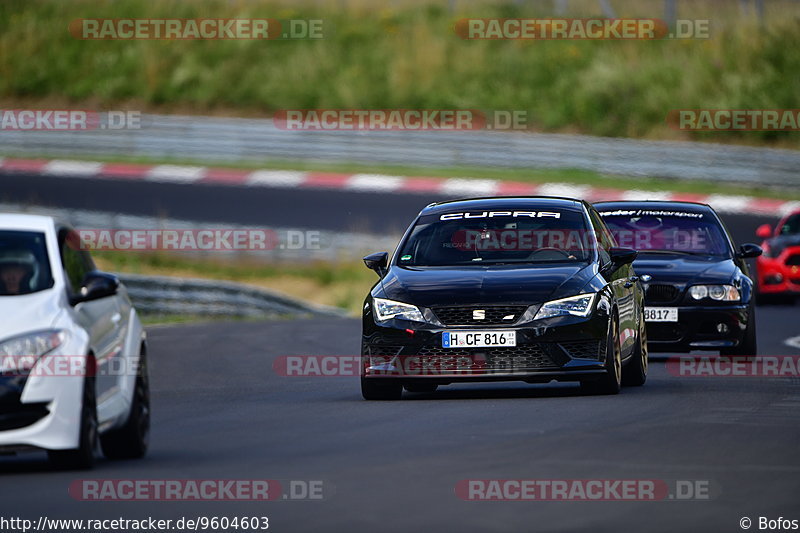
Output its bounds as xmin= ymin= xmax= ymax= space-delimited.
xmin=442 ymin=331 xmax=516 ymax=348
xmin=644 ymin=307 xmax=679 ymax=322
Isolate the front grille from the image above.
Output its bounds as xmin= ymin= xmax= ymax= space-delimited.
xmin=416 ymin=344 xmax=557 ymax=371
xmin=559 ymin=340 xmax=603 ymax=359
xmin=431 ymin=305 xmax=528 ymax=326
xmin=645 ymin=284 xmax=680 ymax=304
xmin=646 ymin=323 xmax=683 ymax=342
xmin=786 ymin=254 xmax=800 ymax=266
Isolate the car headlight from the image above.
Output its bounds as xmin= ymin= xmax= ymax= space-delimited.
xmin=688 ymin=284 xmax=740 ymax=301
xmin=0 ymin=330 xmax=67 ymax=357
xmin=373 ymin=298 xmax=425 ymax=322
xmin=534 ymin=293 xmax=596 ymax=320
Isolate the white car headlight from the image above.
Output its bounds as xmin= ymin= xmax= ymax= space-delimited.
xmin=688 ymin=284 xmax=740 ymax=301
xmin=534 ymin=293 xmax=596 ymax=320
xmin=373 ymin=298 xmax=425 ymax=322
xmin=0 ymin=329 xmax=66 ymax=357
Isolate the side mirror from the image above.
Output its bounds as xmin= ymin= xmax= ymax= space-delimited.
xmin=755 ymin=224 xmax=772 ymax=240
xmin=737 ymin=243 xmax=762 ymax=259
xmin=363 ymin=252 xmax=389 ymax=277
xmin=609 ymin=247 xmax=638 ymax=268
xmin=70 ymin=271 xmax=119 ymax=305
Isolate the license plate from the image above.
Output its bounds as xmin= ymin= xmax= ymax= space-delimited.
xmin=644 ymin=307 xmax=678 ymax=322
xmin=442 ymin=331 xmax=516 ymax=348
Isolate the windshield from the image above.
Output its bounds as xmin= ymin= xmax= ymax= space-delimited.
xmin=0 ymin=230 xmax=55 ymax=296
xmin=779 ymin=214 xmax=800 ymax=236
xmin=397 ymin=209 xmax=593 ymax=267
xmin=599 ymin=209 xmax=731 ymax=257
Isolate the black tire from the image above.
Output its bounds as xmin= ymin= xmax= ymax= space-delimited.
xmin=622 ymin=314 xmax=648 ymax=387
xmin=48 ymin=375 xmax=98 ymax=470
xmin=721 ymin=306 xmax=757 ymax=359
xmin=361 ymin=377 xmax=403 ymax=400
xmin=101 ymin=351 xmax=150 ymax=460
xmin=404 ymin=383 xmax=439 ymax=393
xmin=581 ymin=315 xmax=622 ymax=396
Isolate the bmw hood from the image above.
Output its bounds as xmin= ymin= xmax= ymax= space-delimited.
xmin=633 ymin=255 xmax=737 ymax=284
xmin=0 ymin=289 xmax=64 ymax=343
xmin=377 ymin=263 xmax=594 ymax=307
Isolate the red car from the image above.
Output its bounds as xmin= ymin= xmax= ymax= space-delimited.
xmin=755 ymin=209 xmax=800 ymax=303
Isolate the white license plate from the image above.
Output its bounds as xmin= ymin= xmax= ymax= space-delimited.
xmin=644 ymin=307 xmax=679 ymax=322
xmin=442 ymin=331 xmax=516 ymax=348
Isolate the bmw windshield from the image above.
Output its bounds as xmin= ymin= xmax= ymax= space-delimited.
xmin=396 ymin=209 xmax=594 ymax=267
xmin=599 ymin=209 xmax=732 ymax=258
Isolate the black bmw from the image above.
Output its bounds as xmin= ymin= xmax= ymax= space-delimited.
xmin=595 ymin=201 xmax=762 ymax=355
xmin=360 ymin=197 xmax=647 ymax=400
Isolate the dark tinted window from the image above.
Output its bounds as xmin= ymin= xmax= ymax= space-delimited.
xmin=59 ymin=229 xmax=95 ymax=294
xmin=397 ymin=208 xmax=593 ymax=266
xmin=0 ymin=231 xmax=55 ymax=296
xmin=599 ymin=208 xmax=731 ymax=257
xmin=779 ymin=214 xmax=800 ymax=235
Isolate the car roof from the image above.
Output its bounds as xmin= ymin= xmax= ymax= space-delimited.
xmin=0 ymin=213 xmax=59 ymax=232
xmin=422 ymin=196 xmax=586 ymax=215
xmin=593 ymin=200 xmax=714 ymax=214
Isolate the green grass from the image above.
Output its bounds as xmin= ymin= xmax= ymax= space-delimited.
xmin=1 ymin=0 xmax=799 ymax=147
xmin=93 ymin=250 xmax=377 ymax=315
xmin=6 ymin=151 xmax=799 ymax=200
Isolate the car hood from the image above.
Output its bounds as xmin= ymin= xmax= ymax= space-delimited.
xmin=632 ymin=254 xmax=737 ymax=284
xmin=0 ymin=290 xmax=63 ymax=343
xmin=378 ymin=263 xmax=594 ymax=307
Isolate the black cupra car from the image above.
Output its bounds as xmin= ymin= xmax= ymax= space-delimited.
xmin=360 ymin=197 xmax=647 ymax=400
xmin=595 ymin=201 xmax=762 ymax=355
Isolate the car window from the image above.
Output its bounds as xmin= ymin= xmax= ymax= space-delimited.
xmin=58 ymin=229 xmax=95 ymax=294
xmin=588 ymin=208 xmax=614 ymax=265
xmin=598 ymin=208 xmax=732 ymax=258
xmin=397 ymin=209 xmax=592 ymax=267
xmin=0 ymin=230 xmax=55 ymax=296
xmin=779 ymin=214 xmax=800 ymax=235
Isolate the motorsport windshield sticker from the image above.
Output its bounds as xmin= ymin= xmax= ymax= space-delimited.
xmin=598 ymin=209 xmax=704 ymax=218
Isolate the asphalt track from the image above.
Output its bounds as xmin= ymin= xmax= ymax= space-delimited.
xmin=1 ymin=171 xmax=799 ymax=532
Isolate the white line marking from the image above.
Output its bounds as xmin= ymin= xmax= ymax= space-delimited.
xmin=43 ymin=160 xmax=103 ymax=177
xmin=785 ymin=336 xmax=800 ymax=350
xmin=345 ymin=174 xmax=404 ymax=192
xmin=246 ymin=170 xmax=307 ymax=187
xmin=147 ymin=165 xmax=206 ymax=183
xmin=705 ymin=194 xmax=751 ymax=213
xmin=537 ymin=183 xmax=591 ymax=198
xmin=440 ymin=178 xmax=499 ymax=197
xmin=621 ymin=190 xmax=673 ymax=201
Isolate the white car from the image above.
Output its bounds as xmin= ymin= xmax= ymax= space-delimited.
xmin=0 ymin=214 xmax=148 ymax=469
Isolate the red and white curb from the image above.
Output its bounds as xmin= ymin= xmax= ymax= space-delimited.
xmin=1 ymin=157 xmax=797 ymax=216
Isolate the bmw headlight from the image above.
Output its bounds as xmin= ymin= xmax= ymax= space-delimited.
xmin=373 ymin=298 xmax=425 ymax=322
xmin=688 ymin=284 xmax=740 ymax=301
xmin=0 ymin=330 xmax=67 ymax=357
xmin=534 ymin=293 xmax=596 ymax=320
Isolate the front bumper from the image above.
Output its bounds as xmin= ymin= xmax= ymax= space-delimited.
xmin=0 ymin=355 xmax=86 ymax=452
xmin=757 ymin=255 xmax=800 ymax=295
xmin=362 ymin=312 xmax=611 ymax=384
xmin=644 ymin=304 xmax=750 ymax=352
